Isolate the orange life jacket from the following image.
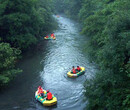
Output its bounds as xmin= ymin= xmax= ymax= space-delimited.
xmin=77 ymin=67 xmax=81 ymax=71
xmin=47 ymin=92 xmax=52 ymax=100
xmin=72 ymin=68 xmax=76 ymax=74
xmin=38 ymin=88 xmax=43 ymax=94
xmin=51 ymin=33 xmax=54 ymax=37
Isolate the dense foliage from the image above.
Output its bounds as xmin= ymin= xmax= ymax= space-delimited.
xmin=0 ymin=0 xmax=57 ymax=87
xmin=0 ymin=43 xmax=22 ymax=86
xmin=54 ymin=0 xmax=130 ymax=109
xmin=82 ymin=1 xmax=130 ymax=109
xmin=53 ymin=0 xmax=82 ymax=20
xmin=0 ymin=0 xmax=56 ymax=50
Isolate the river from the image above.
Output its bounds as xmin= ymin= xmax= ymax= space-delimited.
xmin=0 ymin=15 xmax=96 ymax=110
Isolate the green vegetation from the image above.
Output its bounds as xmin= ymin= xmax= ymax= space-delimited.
xmin=0 ymin=0 xmax=56 ymax=50
xmin=54 ymin=0 xmax=130 ymax=109
xmin=0 ymin=0 xmax=57 ymax=87
xmin=53 ymin=0 xmax=82 ymax=20
xmin=0 ymin=43 xmax=22 ymax=86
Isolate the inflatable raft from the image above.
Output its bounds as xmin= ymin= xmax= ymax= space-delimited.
xmin=44 ymin=37 xmax=56 ymax=40
xmin=35 ymin=90 xmax=57 ymax=106
xmin=67 ymin=67 xmax=85 ymax=78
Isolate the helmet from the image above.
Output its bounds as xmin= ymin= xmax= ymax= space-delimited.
xmin=38 ymin=86 xmax=41 ymax=89
xmin=72 ymin=66 xmax=74 ymax=68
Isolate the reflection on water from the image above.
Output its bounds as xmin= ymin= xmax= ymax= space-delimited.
xmin=0 ymin=15 xmax=96 ymax=110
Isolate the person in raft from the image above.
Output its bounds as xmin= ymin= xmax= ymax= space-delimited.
xmin=76 ymin=66 xmax=81 ymax=72
xmin=51 ymin=33 xmax=55 ymax=38
xmin=46 ymin=90 xmax=53 ymax=100
xmin=71 ymin=66 xmax=76 ymax=74
xmin=46 ymin=36 xmax=49 ymax=38
xmin=38 ymin=86 xmax=44 ymax=97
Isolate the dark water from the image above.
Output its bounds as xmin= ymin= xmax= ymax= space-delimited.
xmin=0 ymin=15 xmax=96 ymax=110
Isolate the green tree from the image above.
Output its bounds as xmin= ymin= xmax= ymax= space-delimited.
xmin=53 ymin=0 xmax=82 ymax=20
xmin=81 ymin=0 xmax=130 ymax=109
xmin=0 ymin=43 xmax=22 ymax=87
xmin=0 ymin=0 xmax=57 ymax=87
xmin=0 ymin=0 xmax=57 ymax=50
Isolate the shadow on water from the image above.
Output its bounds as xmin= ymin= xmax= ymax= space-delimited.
xmin=0 ymin=15 xmax=96 ymax=110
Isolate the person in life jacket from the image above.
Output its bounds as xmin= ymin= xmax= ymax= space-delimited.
xmin=51 ymin=33 xmax=55 ymax=39
xmin=76 ymin=66 xmax=81 ymax=72
xmin=46 ymin=36 xmax=49 ymax=38
xmin=51 ymin=33 xmax=54 ymax=37
xmin=38 ymin=86 xmax=44 ymax=97
xmin=71 ymin=66 xmax=76 ymax=74
xmin=53 ymin=35 xmax=55 ymax=39
xmin=46 ymin=90 xmax=53 ymax=100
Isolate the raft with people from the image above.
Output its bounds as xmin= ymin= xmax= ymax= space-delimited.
xmin=44 ymin=36 xmax=56 ymax=40
xmin=35 ymin=87 xmax=57 ymax=106
xmin=67 ymin=66 xmax=85 ymax=78
xmin=44 ymin=33 xmax=56 ymax=40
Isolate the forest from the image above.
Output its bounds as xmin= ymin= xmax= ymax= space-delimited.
xmin=0 ymin=0 xmax=129 ymax=109
xmin=53 ymin=0 xmax=130 ymax=109
xmin=0 ymin=0 xmax=57 ymax=87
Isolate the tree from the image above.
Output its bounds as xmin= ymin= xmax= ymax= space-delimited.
xmin=0 ymin=0 xmax=57 ymax=50
xmin=0 ymin=43 xmax=22 ymax=86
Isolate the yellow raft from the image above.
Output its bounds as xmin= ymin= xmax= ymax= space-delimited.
xmin=67 ymin=66 xmax=85 ymax=78
xmin=44 ymin=37 xmax=56 ymax=40
xmin=35 ymin=90 xmax=57 ymax=106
